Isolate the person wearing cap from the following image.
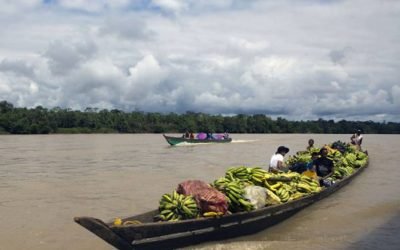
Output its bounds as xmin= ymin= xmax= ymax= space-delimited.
xmin=350 ymin=130 xmax=363 ymax=150
xmin=269 ymin=146 xmax=290 ymax=173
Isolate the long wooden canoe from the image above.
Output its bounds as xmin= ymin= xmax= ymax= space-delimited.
xmin=163 ymin=134 xmax=232 ymax=146
xmin=74 ymin=161 xmax=368 ymax=250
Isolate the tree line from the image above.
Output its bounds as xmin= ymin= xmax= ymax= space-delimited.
xmin=0 ymin=100 xmax=399 ymax=134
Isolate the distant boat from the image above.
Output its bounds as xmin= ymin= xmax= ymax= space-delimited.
xmin=162 ymin=134 xmax=232 ymax=146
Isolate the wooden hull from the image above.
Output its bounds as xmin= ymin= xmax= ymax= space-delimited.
xmin=74 ymin=162 xmax=368 ymax=250
xmin=163 ymin=134 xmax=232 ymax=146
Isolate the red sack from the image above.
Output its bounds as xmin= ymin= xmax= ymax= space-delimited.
xmin=177 ymin=180 xmax=228 ymax=214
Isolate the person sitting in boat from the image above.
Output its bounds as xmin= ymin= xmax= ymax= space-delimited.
xmin=306 ymin=152 xmax=319 ymax=170
xmin=307 ymin=138 xmax=315 ymax=151
xmin=206 ymin=132 xmax=213 ymax=140
xmin=313 ymin=147 xmax=334 ymax=186
xmin=269 ymin=146 xmax=290 ymax=173
xmin=289 ymin=152 xmax=319 ymax=174
xmin=350 ymin=129 xmax=363 ymax=150
xmin=184 ymin=130 xmax=190 ymax=138
xmin=189 ymin=132 xmax=195 ymax=139
xmin=223 ymin=131 xmax=229 ymax=139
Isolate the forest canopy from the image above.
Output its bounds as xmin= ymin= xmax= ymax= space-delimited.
xmin=0 ymin=101 xmax=399 ymax=134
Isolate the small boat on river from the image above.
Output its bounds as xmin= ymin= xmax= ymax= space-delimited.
xmin=163 ymin=134 xmax=232 ymax=146
xmin=74 ymin=145 xmax=368 ymax=250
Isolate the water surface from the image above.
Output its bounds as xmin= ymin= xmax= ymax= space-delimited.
xmin=0 ymin=134 xmax=398 ymax=249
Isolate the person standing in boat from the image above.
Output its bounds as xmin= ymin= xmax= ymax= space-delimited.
xmin=269 ymin=146 xmax=290 ymax=173
xmin=350 ymin=129 xmax=363 ymax=150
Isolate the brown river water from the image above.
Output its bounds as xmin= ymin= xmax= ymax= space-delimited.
xmin=0 ymin=134 xmax=399 ymax=250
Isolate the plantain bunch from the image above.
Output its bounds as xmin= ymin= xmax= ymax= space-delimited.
xmin=155 ymin=191 xmax=199 ymax=222
xmin=213 ymin=178 xmax=253 ymax=212
xmin=295 ymin=175 xmax=322 ymax=194
xmin=261 ymin=172 xmax=321 ymax=203
xmin=225 ymin=166 xmax=253 ymax=183
xmin=248 ymin=167 xmax=270 ymax=185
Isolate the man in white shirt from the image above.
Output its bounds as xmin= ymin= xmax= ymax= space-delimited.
xmin=351 ymin=130 xmax=363 ymax=150
xmin=269 ymin=146 xmax=290 ymax=173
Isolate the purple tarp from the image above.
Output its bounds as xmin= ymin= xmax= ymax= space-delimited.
xmin=196 ymin=132 xmax=207 ymax=140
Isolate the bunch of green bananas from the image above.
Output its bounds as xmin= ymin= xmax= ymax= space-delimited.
xmin=213 ymin=177 xmax=230 ymax=189
xmin=214 ymin=179 xmax=253 ymax=212
xmin=344 ymin=152 xmax=368 ymax=168
xmin=278 ymin=172 xmax=301 ymax=182
xmin=332 ymin=166 xmax=354 ymax=179
xmin=296 ymin=175 xmax=321 ymax=193
xmin=264 ymin=181 xmax=291 ymax=202
xmin=285 ymin=153 xmax=312 ymax=166
xmin=225 ymin=166 xmax=252 ymax=182
xmin=262 ymin=173 xmax=321 ymax=203
xmin=249 ymin=167 xmax=269 ymax=185
xmin=265 ymin=188 xmax=282 ymax=204
xmin=275 ymin=185 xmax=291 ymax=202
xmin=156 ymin=191 xmax=199 ymax=222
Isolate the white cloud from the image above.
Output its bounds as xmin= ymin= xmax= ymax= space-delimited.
xmin=0 ymin=0 xmax=399 ymax=121
xmin=44 ymin=40 xmax=97 ymax=75
xmin=128 ymin=54 xmax=167 ymax=86
xmin=99 ymin=16 xmax=154 ymax=40
xmin=29 ymin=82 xmax=39 ymax=94
xmin=57 ymin=0 xmax=131 ymax=12
xmin=0 ymin=76 xmax=12 ymax=93
xmin=229 ymin=37 xmax=269 ymax=52
xmin=249 ymin=56 xmax=296 ymax=80
xmin=150 ymin=0 xmax=188 ymax=14
xmin=391 ymin=85 xmax=400 ymax=106
xmin=0 ymin=0 xmax=41 ymax=14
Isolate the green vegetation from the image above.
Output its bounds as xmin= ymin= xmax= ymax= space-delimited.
xmin=0 ymin=100 xmax=399 ymax=134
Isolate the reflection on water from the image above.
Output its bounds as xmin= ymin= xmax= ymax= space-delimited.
xmin=0 ymin=134 xmax=399 ymax=250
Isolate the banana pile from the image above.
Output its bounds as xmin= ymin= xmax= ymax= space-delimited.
xmin=225 ymin=166 xmax=253 ymax=183
xmin=332 ymin=165 xmax=354 ymax=179
xmin=155 ymin=191 xmax=199 ymax=221
xmin=213 ymin=178 xmax=253 ymax=212
xmin=151 ymin=140 xmax=368 ymax=222
xmin=222 ymin=166 xmax=321 ymax=204
xmin=295 ymin=175 xmax=321 ymax=194
xmin=325 ymin=144 xmax=368 ymax=180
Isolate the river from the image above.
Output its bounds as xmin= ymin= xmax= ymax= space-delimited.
xmin=0 ymin=134 xmax=399 ymax=250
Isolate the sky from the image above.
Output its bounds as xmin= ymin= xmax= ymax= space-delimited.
xmin=0 ymin=0 xmax=399 ymax=122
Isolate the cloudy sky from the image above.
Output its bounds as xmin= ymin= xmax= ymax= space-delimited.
xmin=0 ymin=0 xmax=399 ymax=122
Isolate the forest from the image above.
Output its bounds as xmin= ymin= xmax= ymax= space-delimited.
xmin=0 ymin=100 xmax=399 ymax=134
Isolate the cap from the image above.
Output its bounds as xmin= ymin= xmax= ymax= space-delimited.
xmin=277 ymin=146 xmax=289 ymax=153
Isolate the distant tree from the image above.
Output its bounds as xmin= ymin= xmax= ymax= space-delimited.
xmin=0 ymin=101 xmax=399 ymax=134
xmin=0 ymin=100 xmax=13 ymax=113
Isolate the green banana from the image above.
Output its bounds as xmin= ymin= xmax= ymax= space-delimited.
xmin=160 ymin=209 xmax=173 ymax=215
xmin=162 ymin=194 xmax=173 ymax=203
xmin=181 ymin=205 xmax=194 ymax=217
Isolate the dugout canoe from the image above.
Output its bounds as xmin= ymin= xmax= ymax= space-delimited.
xmin=163 ymin=134 xmax=232 ymax=146
xmin=74 ymin=161 xmax=368 ymax=250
